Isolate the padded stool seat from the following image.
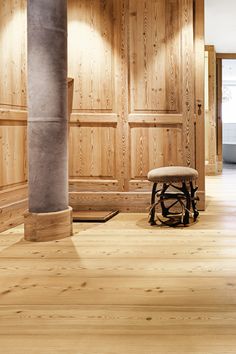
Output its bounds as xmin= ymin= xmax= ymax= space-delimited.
xmin=148 ymin=166 xmax=198 ymax=183
xmin=147 ymin=166 xmax=199 ymax=226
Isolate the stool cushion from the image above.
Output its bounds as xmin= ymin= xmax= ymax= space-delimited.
xmin=148 ymin=166 xmax=198 ymax=183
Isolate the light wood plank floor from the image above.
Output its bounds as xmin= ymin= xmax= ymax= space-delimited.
xmin=1 ymin=168 xmax=236 ymax=353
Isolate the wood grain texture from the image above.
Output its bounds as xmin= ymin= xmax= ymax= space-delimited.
xmin=0 ymin=0 xmax=27 ymax=189
xmin=0 ymin=185 xmax=27 ymax=207
xmin=205 ymin=45 xmax=217 ymax=175
xmin=24 ymin=207 xmax=73 ymax=242
xmin=68 ymin=0 xmax=130 ymax=193
xmin=1 ymin=305 xmax=236 ymax=335
xmin=0 ymin=171 xmax=236 ymax=352
xmin=128 ymin=113 xmax=183 ymax=124
xmin=0 ymin=199 xmax=27 ymax=233
xmin=69 ymin=125 xmax=116 ymax=178
xmin=0 ymin=1 xmax=205 ymax=220
xmin=0 ymin=0 xmax=27 ymax=109
xmin=69 ymin=179 xmax=119 ymax=192
xmin=70 ymin=113 xmax=118 ymax=124
xmin=216 ymin=53 xmax=236 ymax=59
xmin=0 ymin=0 xmax=27 ymax=190
xmin=67 ymin=0 xmax=202 ymax=205
xmin=0 ymin=0 xmax=28 ymax=233
xmin=2 ymin=334 xmax=236 ymax=354
xmin=0 ymin=186 xmax=27 ymax=232
xmin=0 ymin=125 xmax=27 ymax=188
xmin=114 ymin=0 xmax=129 ymax=191
xmin=67 ymin=78 xmax=74 ymax=118
xmin=194 ymin=0 xmax=205 ymax=209
xmin=129 ymin=0 xmax=180 ymax=112
xmin=0 ymin=109 xmax=27 ymax=122
xmin=68 ymin=0 xmax=114 ymax=111
xmin=130 ymin=126 xmax=183 ymax=178
xmin=181 ymin=0 xmax=195 ymax=167
xmin=127 ymin=0 xmax=197 ymax=195
xmin=69 ymin=191 xmax=150 ymax=212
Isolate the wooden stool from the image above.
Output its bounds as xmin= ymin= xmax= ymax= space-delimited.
xmin=147 ymin=166 xmax=199 ymax=226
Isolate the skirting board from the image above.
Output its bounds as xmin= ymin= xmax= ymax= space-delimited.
xmin=73 ymin=210 xmax=119 ymax=222
xmin=70 ymin=191 xmax=205 ymax=212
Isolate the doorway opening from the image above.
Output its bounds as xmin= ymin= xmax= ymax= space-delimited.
xmin=215 ymin=54 xmax=236 ymax=177
xmin=204 ymin=49 xmax=236 ymax=178
xmin=221 ymin=59 xmax=236 ymax=172
xmin=204 ymin=1 xmax=236 ymax=187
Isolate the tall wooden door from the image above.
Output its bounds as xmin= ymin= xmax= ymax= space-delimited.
xmin=195 ymin=0 xmax=205 ymax=209
xmin=68 ymin=0 xmax=205 ymax=211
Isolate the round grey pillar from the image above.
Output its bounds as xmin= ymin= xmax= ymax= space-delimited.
xmin=25 ymin=0 xmax=72 ymax=241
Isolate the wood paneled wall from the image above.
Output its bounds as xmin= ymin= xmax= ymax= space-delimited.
xmin=0 ymin=0 xmax=28 ymax=232
xmin=0 ymin=0 xmax=203 ymax=226
xmin=68 ymin=0 xmax=197 ymax=211
xmin=0 ymin=0 xmax=27 ymax=109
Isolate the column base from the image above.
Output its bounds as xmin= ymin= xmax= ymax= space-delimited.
xmin=24 ymin=206 xmax=73 ymax=242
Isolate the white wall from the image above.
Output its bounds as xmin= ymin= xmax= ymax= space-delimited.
xmin=205 ymin=0 xmax=236 ymax=53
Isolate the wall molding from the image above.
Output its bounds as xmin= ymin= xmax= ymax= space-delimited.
xmin=0 ymin=108 xmax=27 ymax=122
xmin=70 ymin=113 xmax=118 ymax=125
xmin=128 ymin=114 xmax=183 ymax=125
xmin=0 ymin=184 xmax=28 ymax=233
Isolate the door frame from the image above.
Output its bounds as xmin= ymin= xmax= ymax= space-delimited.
xmin=216 ymin=53 xmax=236 ymax=173
xmin=194 ymin=0 xmax=205 ymax=210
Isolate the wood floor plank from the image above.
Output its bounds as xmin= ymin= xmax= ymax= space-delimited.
xmin=2 ymin=242 xmax=236 ymax=259
xmin=1 ymin=170 xmax=236 ymax=351
xmin=1 ymin=276 xmax=236 ymax=306
xmin=1 ymin=334 xmax=236 ymax=354
xmin=1 ymin=305 xmax=236 ymax=335
xmin=1 ymin=258 xmax=236 ymax=277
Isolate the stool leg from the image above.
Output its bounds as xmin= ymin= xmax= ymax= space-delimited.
xmin=160 ymin=183 xmax=169 ymax=217
xmin=190 ymin=181 xmax=199 ymax=221
xmin=182 ymin=182 xmax=191 ymax=225
xmin=149 ymin=183 xmax=157 ymax=225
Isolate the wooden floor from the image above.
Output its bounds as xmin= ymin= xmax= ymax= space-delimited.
xmin=1 ymin=168 xmax=236 ymax=353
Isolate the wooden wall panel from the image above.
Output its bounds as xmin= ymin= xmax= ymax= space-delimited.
xmin=0 ymin=0 xmax=203 ymax=221
xmin=0 ymin=0 xmax=27 ymax=190
xmin=68 ymin=0 xmax=114 ymax=111
xmin=127 ymin=0 xmax=195 ymax=195
xmin=67 ymin=0 xmax=199 ymax=210
xmin=0 ymin=125 xmax=27 ymax=188
xmin=181 ymin=0 xmax=194 ymax=168
xmin=129 ymin=0 xmax=181 ymax=112
xmin=69 ymin=125 xmax=116 ymax=178
xmin=130 ymin=126 xmax=183 ymax=178
xmin=0 ymin=0 xmax=27 ymax=231
xmin=0 ymin=0 xmax=27 ymax=109
xmin=68 ymin=0 xmax=127 ymax=196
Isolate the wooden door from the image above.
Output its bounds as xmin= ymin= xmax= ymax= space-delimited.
xmin=195 ymin=0 xmax=205 ymax=208
xmin=128 ymin=0 xmax=195 ymax=185
xmin=68 ymin=0 xmax=205 ymax=211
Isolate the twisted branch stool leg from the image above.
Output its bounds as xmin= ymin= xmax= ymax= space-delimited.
xmin=149 ymin=183 xmax=157 ymax=225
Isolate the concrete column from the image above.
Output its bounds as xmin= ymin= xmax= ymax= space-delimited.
xmin=25 ymin=0 xmax=72 ymax=241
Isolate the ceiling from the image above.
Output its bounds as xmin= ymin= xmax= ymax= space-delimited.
xmin=205 ymin=0 xmax=236 ymax=53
